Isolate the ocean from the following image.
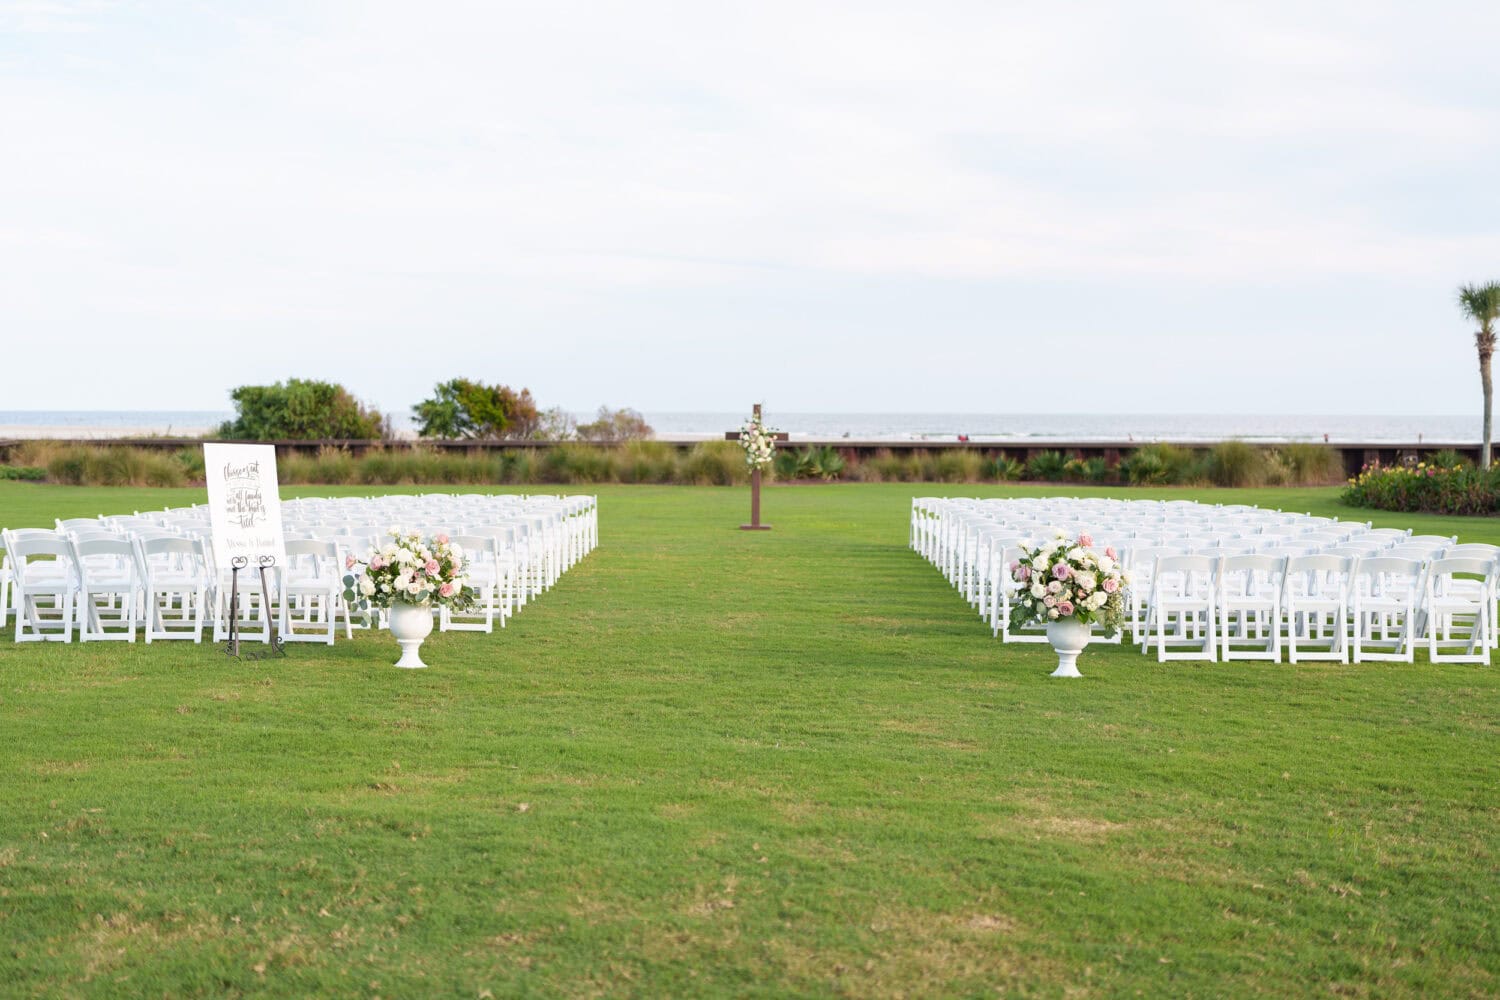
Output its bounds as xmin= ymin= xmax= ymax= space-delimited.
xmin=0 ymin=410 xmax=1478 ymax=444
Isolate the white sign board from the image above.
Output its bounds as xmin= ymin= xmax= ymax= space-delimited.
xmin=203 ymin=443 xmax=287 ymax=571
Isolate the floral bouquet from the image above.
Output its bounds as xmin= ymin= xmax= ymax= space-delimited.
xmin=738 ymin=411 xmax=778 ymax=469
xmin=1009 ymin=531 xmax=1129 ymax=636
xmin=342 ymin=529 xmax=478 ymax=612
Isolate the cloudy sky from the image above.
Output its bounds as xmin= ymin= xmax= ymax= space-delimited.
xmin=3 ymin=0 xmax=1498 ymax=416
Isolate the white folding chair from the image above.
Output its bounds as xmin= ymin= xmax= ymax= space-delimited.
xmin=1281 ymin=555 xmax=1353 ymax=663
xmin=1350 ymin=557 xmax=1425 ymax=663
xmin=1423 ymin=557 xmax=1496 ymax=664
xmin=1142 ymin=555 xmax=1218 ymax=662
xmin=278 ymin=539 xmax=346 ymax=644
xmin=1216 ymin=554 xmax=1286 ymax=662
xmin=8 ymin=534 xmax=77 ymax=643
xmin=70 ymin=536 xmax=142 ymax=642
xmin=440 ymin=534 xmax=497 ymax=633
xmin=137 ymin=536 xmax=211 ymax=643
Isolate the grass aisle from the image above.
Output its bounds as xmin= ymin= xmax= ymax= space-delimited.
xmin=0 ymin=482 xmax=1496 ymax=997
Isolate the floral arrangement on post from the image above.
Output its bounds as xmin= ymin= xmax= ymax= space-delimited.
xmin=738 ymin=410 xmax=778 ymax=469
xmin=1009 ymin=531 xmax=1128 ymax=635
xmin=342 ymin=528 xmax=478 ymax=613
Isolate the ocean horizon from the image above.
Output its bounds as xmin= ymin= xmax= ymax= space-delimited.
xmin=0 ymin=410 xmax=1480 ymax=444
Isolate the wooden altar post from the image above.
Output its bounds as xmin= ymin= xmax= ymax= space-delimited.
xmin=737 ymin=403 xmax=774 ymax=531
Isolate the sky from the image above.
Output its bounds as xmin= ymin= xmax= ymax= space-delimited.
xmin=2 ymin=0 xmax=1499 ymax=417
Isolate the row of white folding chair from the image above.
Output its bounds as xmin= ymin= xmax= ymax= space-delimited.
xmin=4 ymin=529 xmax=216 ymax=643
xmin=9 ymin=526 xmax=354 ymax=645
xmin=1141 ymin=554 xmax=1497 ymax=664
xmin=914 ymin=503 xmax=1499 ymax=666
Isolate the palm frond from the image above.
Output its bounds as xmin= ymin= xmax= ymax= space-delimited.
xmin=1457 ymin=281 xmax=1500 ymax=325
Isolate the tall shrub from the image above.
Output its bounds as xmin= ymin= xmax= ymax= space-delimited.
xmin=220 ymin=379 xmax=386 ymax=440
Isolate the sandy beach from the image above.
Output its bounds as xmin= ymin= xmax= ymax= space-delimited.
xmin=0 ymin=424 xmax=218 ymax=440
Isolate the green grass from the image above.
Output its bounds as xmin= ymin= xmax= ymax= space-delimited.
xmin=0 ymin=481 xmax=1497 ymax=998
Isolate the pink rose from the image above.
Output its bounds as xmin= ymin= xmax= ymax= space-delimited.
xmin=436 ymin=533 xmax=450 ymax=545
xmin=1043 ymin=595 xmax=1056 ymax=607
xmin=1102 ymin=577 xmax=1119 ymax=593
xmin=1052 ymin=563 xmax=1071 ymax=580
xmin=369 ymin=556 xmax=384 ymax=570
xmin=425 ymin=559 xmax=441 ymax=575
xmin=1057 ymin=600 xmax=1075 ymax=616
xmin=1077 ymin=533 xmax=1093 ymax=548
xmin=439 ymin=582 xmax=455 ymax=597
xmin=1047 ymin=580 xmax=1062 ymax=594
xmin=1105 ymin=546 xmax=1117 ymax=560
xmin=1016 ymin=564 xmax=1030 ymax=581
xmin=345 ymin=554 xmax=356 ymax=570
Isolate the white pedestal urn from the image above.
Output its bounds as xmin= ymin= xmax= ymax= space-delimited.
xmin=1046 ymin=617 xmax=1090 ymax=678
xmin=389 ymin=600 xmax=434 ymax=669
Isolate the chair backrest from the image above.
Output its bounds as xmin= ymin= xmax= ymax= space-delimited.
xmin=1446 ymin=543 xmax=1500 ymax=559
xmin=1151 ymin=555 xmax=1218 ymax=597
xmin=1285 ymin=554 xmax=1353 ymax=575
xmin=70 ymin=536 xmax=139 ymax=584
xmin=1217 ymin=554 xmax=1285 ymax=597
xmin=1427 ymin=556 xmax=1496 ymax=581
xmin=1352 ymin=557 xmax=1426 ymax=598
xmin=8 ymin=534 xmax=76 ymax=585
xmin=285 ymin=539 xmax=339 ymax=558
xmin=138 ymin=536 xmax=202 ymax=558
xmin=1386 ymin=543 xmax=1447 ymax=560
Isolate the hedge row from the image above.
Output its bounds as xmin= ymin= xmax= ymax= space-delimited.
xmin=0 ymin=440 xmax=1351 ymax=489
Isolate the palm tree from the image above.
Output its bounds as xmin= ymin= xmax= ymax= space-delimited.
xmin=1457 ymin=281 xmax=1500 ymax=468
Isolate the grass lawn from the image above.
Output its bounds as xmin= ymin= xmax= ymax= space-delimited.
xmin=0 ymin=481 xmax=1496 ymax=998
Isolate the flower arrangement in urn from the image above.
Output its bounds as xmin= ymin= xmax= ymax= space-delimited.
xmin=1009 ymin=531 xmax=1129 ymax=677
xmin=738 ymin=411 xmax=778 ymax=469
xmin=342 ymin=528 xmax=477 ymax=668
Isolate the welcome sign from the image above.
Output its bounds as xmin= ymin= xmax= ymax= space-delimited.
xmin=203 ymin=443 xmax=287 ymax=571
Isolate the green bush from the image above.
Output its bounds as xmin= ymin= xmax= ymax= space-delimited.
xmin=1426 ymin=449 xmax=1471 ymax=470
xmin=1343 ymin=461 xmax=1500 ymax=516
xmin=412 ymin=379 xmax=542 ymax=439
xmin=777 ymin=446 xmax=847 ymax=481
xmin=618 ymin=440 xmax=678 ymax=484
xmin=1025 ymin=450 xmax=1069 ymax=482
xmin=1066 ymin=456 xmax=1112 ymax=484
xmin=0 ymin=465 xmax=47 ymax=481
xmin=1277 ymin=443 xmax=1343 ymax=485
xmin=220 ymin=378 xmax=386 ymax=440
xmin=983 ymin=455 xmax=1025 ymax=482
xmin=539 ymin=444 xmax=616 ymax=484
xmin=42 ymin=446 xmax=190 ymax=487
xmin=1120 ymin=443 xmax=1201 ymax=485
xmin=680 ymin=441 xmax=748 ymax=485
xmin=1206 ymin=440 xmax=1268 ymax=487
xmin=932 ymin=450 xmax=984 ymax=483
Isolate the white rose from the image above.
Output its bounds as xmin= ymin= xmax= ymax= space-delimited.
xmin=1048 ymin=608 xmax=1060 ymax=619
xmin=359 ymin=577 xmax=376 ymax=596
xmin=1097 ymin=556 xmax=1115 ymax=573
xmin=1029 ymin=582 xmax=1046 ymax=598
xmin=388 ymin=525 xmax=402 ymax=536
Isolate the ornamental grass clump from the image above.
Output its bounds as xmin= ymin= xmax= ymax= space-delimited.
xmin=1008 ymin=531 xmax=1129 ymax=636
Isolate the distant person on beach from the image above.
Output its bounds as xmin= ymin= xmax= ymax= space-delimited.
xmin=1324 ymin=433 xmax=1329 ymax=443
